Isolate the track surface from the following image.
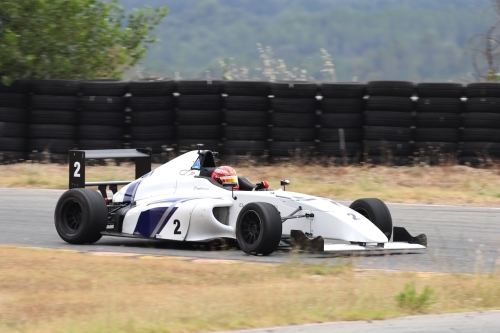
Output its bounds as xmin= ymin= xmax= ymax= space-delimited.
xmin=1 ymin=188 xmax=499 ymax=273
xmin=216 ymin=311 xmax=500 ymax=333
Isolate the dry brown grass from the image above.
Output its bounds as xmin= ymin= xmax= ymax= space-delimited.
xmin=2 ymin=162 xmax=500 ymax=206
xmin=0 ymin=246 xmax=499 ymax=333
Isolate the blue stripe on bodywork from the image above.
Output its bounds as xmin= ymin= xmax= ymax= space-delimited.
xmin=123 ymin=180 xmax=141 ymax=203
xmin=148 ymin=197 xmax=203 ymax=206
xmin=156 ymin=208 xmax=179 ymax=234
xmin=134 ymin=206 xmax=169 ymax=237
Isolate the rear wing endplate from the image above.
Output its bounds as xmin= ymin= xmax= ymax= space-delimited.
xmin=69 ymin=149 xmax=151 ymax=189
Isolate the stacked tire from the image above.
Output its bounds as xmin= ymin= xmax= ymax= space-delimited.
xmin=78 ymin=81 xmax=127 ymax=150
xmin=129 ymin=79 xmax=175 ymax=161
xmin=269 ymin=81 xmax=318 ymax=161
xmin=0 ymin=80 xmax=30 ymax=163
xmin=364 ymin=81 xmax=415 ymax=165
xmin=223 ymin=81 xmax=270 ymax=160
xmin=318 ymin=83 xmax=365 ymax=164
xmin=175 ymin=80 xmax=223 ymax=152
xmin=28 ymin=79 xmax=80 ymax=162
xmin=461 ymin=83 xmax=500 ymax=166
xmin=414 ymin=83 xmax=463 ymax=165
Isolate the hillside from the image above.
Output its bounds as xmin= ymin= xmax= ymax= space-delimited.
xmin=120 ymin=0 xmax=495 ymax=82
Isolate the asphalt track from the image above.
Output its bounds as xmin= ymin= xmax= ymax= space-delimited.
xmin=217 ymin=311 xmax=500 ymax=333
xmin=1 ymin=188 xmax=499 ymax=273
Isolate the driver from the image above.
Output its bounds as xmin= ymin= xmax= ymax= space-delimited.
xmin=211 ymin=166 xmax=269 ymax=191
xmin=211 ymin=166 xmax=239 ymax=190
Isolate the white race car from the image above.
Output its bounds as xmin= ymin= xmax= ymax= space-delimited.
xmin=55 ymin=148 xmax=427 ymax=255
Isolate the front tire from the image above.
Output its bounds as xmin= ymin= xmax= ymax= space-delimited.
xmin=54 ymin=188 xmax=108 ymax=244
xmin=236 ymin=202 xmax=282 ymax=255
xmin=349 ymin=198 xmax=393 ymax=241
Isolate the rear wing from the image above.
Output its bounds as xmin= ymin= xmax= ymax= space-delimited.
xmin=69 ymin=149 xmax=151 ymax=192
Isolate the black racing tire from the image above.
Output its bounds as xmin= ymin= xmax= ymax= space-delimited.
xmin=270 ymin=127 xmax=315 ymax=141
xmin=0 ymin=122 xmax=26 ymax=138
xmin=29 ymin=124 xmax=76 ymax=139
xmin=365 ymin=96 xmax=414 ymax=112
xmin=176 ymin=125 xmax=222 ymax=139
xmin=319 ymin=128 xmax=362 ymax=142
xmin=414 ymin=141 xmax=458 ymax=154
xmin=462 ymin=142 xmax=500 ymax=156
xmin=129 ymin=79 xmax=175 ymax=96
xmin=268 ymin=141 xmax=316 ymax=157
xmin=364 ymin=111 xmax=412 ymax=127
xmin=0 ymin=107 xmax=27 ymax=123
xmin=463 ymin=112 xmax=500 ymax=128
xmin=129 ymin=96 xmax=175 ymax=111
xmin=79 ymin=111 xmax=125 ymax=126
xmin=224 ymin=110 xmax=269 ymax=126
xmin=318 ymin=141 xmax=362 ymax=157
xmin=271 ymin=98 xmax=317 ymax=113
xmin=236 ymin=202 xmax=282 ymax=255
xmin=466 ymin=83 xmax=500 ymax=98
xmin=416 ymin=112 xmax=461 ymax=128
xmin=0 ymin=137 xmax=26 ymax=151
xmin=414 ymin=128 xmax=459 ymax=142
xmin=80 ymin=96 xmax=126 ymax=112
xmin=364 ymin=126 xmax=411 ymax=141
xmin=77 ymin=140 xmax=122 ymax=150
xmin=271 ymin=81 xmax=318 ymax=98
xmin=176 ymin=110 xmax=222 ymax=125
xmin=131 ymin=110 xmax=175 ymax=126
xmin=320 ymin=83 xmax=366 ymax=98
xmin=463 ymin=128 xmax=500 ymax=142
xmin=222 ymin=140 xmax=267 ymax=155
xmin=30 ymin=110 xmax=77 ymax=125
xmin=465 ymin=98 xmax=500 ymax=113
xmin=80 ymin=81 xmax=128 ymax=96
xmin=224 ymin=126 xmax=268 ymax=140
xmin=31 ymin=95 xmax=78 ymax=110
xmin=416 ymin=83 xmax=464 ymax=98
xmin=320 ymin=113 xmax=362 ymax=128
xmin=224 ymin=81 xmax=270 ymax=96
xmin=130 ymin=125 xmax=175 ymax=140
xmin=349 ymin=198 xmax=393 ymax=240
xmin=320 ymin=98 xmax=364 ymax=113
xmin=363 ymin=140 xmax=411 ymax=156
xmin=0 ymin=79 xmax=31 ymax=94
xmin=54 ymin=188 xmax=108 ymax=244
xmin=176 ymin=95 xmax=223 ymax=110
xmin=31 ymin=79 xmax=79 ymax=96
xmin=0 ymin=93 xmax=28 ymax=108
xmin=175 ymin=79 xmax=224 ymax=95
xmin=28 ymin=138 xmax=75 ymax=154
xmin=78 ymin=125 xmax=123 ymax=140
xmin=416 ymin=98 xmax=463 ymax=113
xmin=225 ymin=96 xmax=269 ymax=111
xmin=176 ymin=139 xmax=220 ymax=152
xmin=367 ymin=81 xmax=415 ymax=97
xmin=272 ymin=112 xmax=317 ymax=128
xmin=0 ymin=151 xmax=25 ymax=163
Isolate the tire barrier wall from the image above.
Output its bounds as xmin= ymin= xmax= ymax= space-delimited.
xmin=1 ymin=79 xmax=500 ymax=165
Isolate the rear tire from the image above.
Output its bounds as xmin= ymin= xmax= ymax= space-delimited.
xmin=54 ymin=188 xmax=108 ymax=244
xmin=349 ymin=198 xmax=393 ymax=240
xmin=236 ymin=202 xmax=282 ymax=255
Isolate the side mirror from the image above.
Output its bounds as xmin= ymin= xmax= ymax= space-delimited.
xmin=280 ymin=180 xmax=290 ymax=190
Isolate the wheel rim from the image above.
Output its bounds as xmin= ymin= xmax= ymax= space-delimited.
xmin=239 ymin=210 xmax=262 ymax=245
xmin=59 ymin=199 xmax=84 ymax=235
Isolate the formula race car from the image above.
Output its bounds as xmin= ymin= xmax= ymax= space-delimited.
xmin=54 ymin=148 xmax=427 ymax=255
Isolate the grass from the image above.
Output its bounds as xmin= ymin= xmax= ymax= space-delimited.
xmin=0 ymin=247 xmax=499 ymax=333
xmin=2 ymin=162 xmax=500 ymax=206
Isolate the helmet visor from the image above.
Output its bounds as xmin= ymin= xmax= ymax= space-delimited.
xmin=219 ymin=175 xmax=238 ymax=187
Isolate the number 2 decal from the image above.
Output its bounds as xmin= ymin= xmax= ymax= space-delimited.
xmin=74 ymin=161 xmax=81 ymax=178
xmin=173 ymin=219 xmax=181 ymax=234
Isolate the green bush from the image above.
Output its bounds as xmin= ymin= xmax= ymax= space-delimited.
xmin=396 ymin=282 xmax=435 ymax=312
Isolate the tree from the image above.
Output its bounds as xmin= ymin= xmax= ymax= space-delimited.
xmin=0 ymin=0 xmax=167 ymax=83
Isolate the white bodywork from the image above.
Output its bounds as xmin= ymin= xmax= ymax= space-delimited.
xmin=112 ymin=151 xmax=425 ymax=251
